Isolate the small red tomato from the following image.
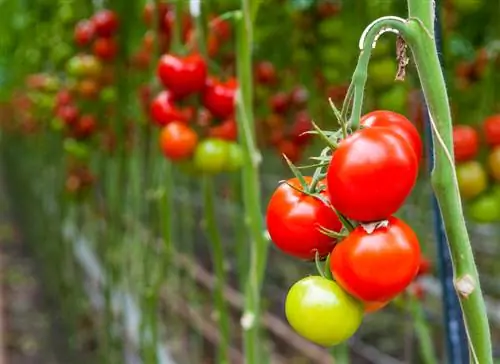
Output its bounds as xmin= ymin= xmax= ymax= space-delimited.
xmin=92 ymin=9 xmax=119 ymax=37
xmin=417 ymin=257 xmax=432 ymax=276
xmin=210 ymin=15 xmax=231 ymax=41
xmin=331 ymin=216 xmax=421 ymax=302
xmin=408 ymin=282 xmax=426 ymax=300
xmin=255 ymin=61 xmax=277 ymax=85
xmin=208 ymin=119 xmax=238 ymax=141
xmin=327 ymin=127 xmax=418 ymax=222
xmin=157 ymin=54 xmax=207 ymax=98
xmin=57 ymin=104 xmax=79 ymax=126
xmin=150 ymin=91 xmax=189 ymax=126
xmin=93 ymin=37 xmax=118 ymax=61
xmin=453 ymin=125 xmax=479 ymax=162
xmin=278 ymin=140 xmax=301 ymax=163
xmin=55 ymin=89 xmax=73 ymax=107
xmin=361 ymin=110 xmax=422 ymax=161
xmin=74 ymin=114 xmax=97 ymax=139
xmin=290 ymin=86 xmax=309 ymax=107
xmin=266 ymin=177 xmax=342 ymax=260
xmin=290 ymin=111 xmax=313 ymax=146
xmin=143 ymin=2 xmax=170 ymax=32
xmin=270 ymin=92 xmax=291 ymax=114
xmin=159 ymin=121 xmax=198 ymax=161
xmin=483 ymin=115 xmax=500 ymax=147
xmin=202 ymin=77 xmax=237 ymax=119
xmin=74 ymin=20 xmax=95 ymax=47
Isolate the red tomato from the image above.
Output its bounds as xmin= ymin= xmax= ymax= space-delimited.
xmin=92 ymin=9 xmax=119 ymax=38
xmin=157 ymin=54 xmax=207 ymax=98
xmin=330 ymin=216 xmax=421 ymax=302
xmin=417 ymin=257 xmax=432 ymax=276
xmin=360 ymin=110 xmax=422 ymax=161
xmin=483 ymin=115 xmax=500 ymax=147
xmin=143 ymin=2 xmax=170 ymax=32
xmin=150 ymin=91 xmax=189 ymax=126
xmin=163 ymin=12 xmax=192 ymax=42
xmin=278 ymin=140 xmax=301 ymax=163
xmin=93 ymin=37 xmax=118 ymax=61
xmin=290 ymin=111 xmax=313 ymax=146
xmin=74 ymin=20 xmax=95 ymax=46
xmin=327 ymin=128 xmax=418 ymax=222
xmin=266 ymin=177 xmax=342 ymax=260
xmin=290 ymin=86 xmax=309 ymax=107
xmin=74 ymin=115 xmax=97 ymax=139
xmin=55 ymin=89 xmax=73 ymax=107
xmin=209 ymin=15 xmax=231 ymax=41
xmin=364 ymin=300 xmax=389 ymax=313
xmin=57 ymin=104 xmax=79 ymax=126
xmin=202 ymin=77 xmax=237 ymax=119
xmin=208 ymin=119 xmax=238 ymax=141
xmin=408 ymin=282 xmax=426 ymax=300
xmin=270 ymin=92 xmax=291 ymax=114
xmin=159 ymin=121 xmax=198 ymax=161
xmin=453 ymin=125 xmax=479 ymax=162
xmin=255 ymin=61 xmax=277 ymax=85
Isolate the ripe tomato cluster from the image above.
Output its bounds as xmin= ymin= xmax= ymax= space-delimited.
xmin=74 ymin=10 xmax=119 ymax=61
xmin=266 ymin=110 xmax=424 ymax=346
xmin=454 ymin=115 xmax=500 ymax=222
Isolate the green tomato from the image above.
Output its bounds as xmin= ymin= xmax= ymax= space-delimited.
xmin=225 ymin=142 xmax=244 ymax=172
xmin=369 ymin=58 xmax=397 ymax=89
xmin=377 ymin=85 xmax=408 ymax=114
xmin=193 ymin=139 xmax=229 ymax=174
xmin=285 ymin=276 xmax=363 ymax=347
xmin=468 ymin=194 xmax=500 ymax=223
xmin=63 ymin=138 xmax=90 ymax=160
xmin=456 ymin=161 xmax=488 ymax=200
xmin=66 ymin=55 xmax=102 ymax=79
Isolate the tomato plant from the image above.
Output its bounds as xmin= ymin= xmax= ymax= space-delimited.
xmin=453 ymin=125 xmax=479 ymax=162
xmin=483 ymin=115 xmax=500 ymax=148
xmin=266 ymin=177 xmax=342 ymax=260
xmin=330 ymin=216 xmax=421 ymax=302
xmin=157 ymin=54 xmax=207 ymax=98
xmin=456 ymin=161 xmax=487 ymax=200
xmin=159 ymin=122 xmax=198 ymax=161
xmin=327 ymin=127 xmax=418 ymax=222
xmin=285 ymin=276 xmax=363 ymax=347
xmin=468 ymin=194 xmax=500 ymax=223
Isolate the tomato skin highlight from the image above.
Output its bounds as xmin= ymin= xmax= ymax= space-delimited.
xmin=266 ymin=177 xmax=342 ymax=260
xmin=453 ymin=125 xmax=479 ymax=162
xmin=327 ymin=128 xmax=418 ymax=222
xmin=484 ymin=115 xmax=500 ymax=147
xmin=285 ymin=276 xmax=363 ymax=347
xmin=360 ymin=110 xmax=422 ymax=161
xmin=331 ymin=216 xmax=421 ymax=302
xmin=157 ymin=54 xmax=207 ymax=98
xmin=159 ymin=122 xmax=198 ymax=161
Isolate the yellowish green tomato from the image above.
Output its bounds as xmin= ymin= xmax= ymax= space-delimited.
xmin=285 ymin=276 xmax=363 ymax=347
xmin=456 ymin=161 xmax=488 ymax=200
xmin=193 ymin=138 xmax=229 ymax=174
xmin=468 ymin=194 xmax=500 ymax=223
xmin=225 ymin=142 xmax=244 ymax=172
xmin=488 ymin=147 xmax=500 ymax=182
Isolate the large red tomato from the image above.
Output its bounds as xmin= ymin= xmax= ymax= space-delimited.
xmin=266 ymin=177 xmax=342 ymax=260
xmin=157 ymin=54 xmax=207 ymax=98
xmin=150 ymin=91 xmax=189 ymax=126
xmin=330 ymin=216 xmax=421 ymax=302
xmin=92 ymin=9 xmax=119 ymax=37
xmin=483 ymin=115 xmax=500 ymax=147
xmin=327 ymin=128 xmax=418 ymax=222
xmin=159 ymin=122 xmax=198 ymax=161
xmin=202 ymin=77 xmax=237 ymax=119
xmin=360 ymin=110 xmax=422 ymax=161
xmin=453 ymin=125 xmax=479 ymax=162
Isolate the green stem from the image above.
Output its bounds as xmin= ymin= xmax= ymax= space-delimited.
xmin=202 ymin=177 xmax=230 ymax=364
xmin=235 ymin=3 xmax=269 ymax=363
xmin=331 ymin=343 xmax=350 ymax=364
xmin=172 ymin=0 xmax=183 ymax=52
xmin=407 ymin=295 xmax=438 ymax=364
xmin=404 ymin=2 xmax=492 ymax=362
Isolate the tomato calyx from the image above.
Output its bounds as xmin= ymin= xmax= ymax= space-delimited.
xmin=359 ymin=220 xmax=389 ymax=234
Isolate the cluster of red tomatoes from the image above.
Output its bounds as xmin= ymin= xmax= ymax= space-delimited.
xmin=454 ymin=115 xmax=500 ymax=222
xmin=266 ymin=110 xmax=426 ymax=346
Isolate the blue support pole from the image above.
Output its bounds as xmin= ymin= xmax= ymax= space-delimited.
xmin=423 ymin=2 xmax=470 ymax=363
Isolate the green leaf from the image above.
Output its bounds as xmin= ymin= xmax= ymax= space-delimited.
xmin=282 ymin=154 xmax=307 ymax=188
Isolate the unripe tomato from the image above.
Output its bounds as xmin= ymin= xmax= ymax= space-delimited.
xmin=361 ymin=110 xmax=422 ymax=161
xmin=92 ymin=9 xmax=119 ymax=37
xmin=202 ymin=77 xmax=237 ymax=119
xmin=285 ymin=276 xmax=363 ymax=347
xmin=468 ymin=194 xmax=500 ymax=223
xmin=327 ymin=128 xmax=418 ymax=222
xmin=77 ymin=78 xmax=100 ymax=99
xmin=159 ymin=122 xmax=198 ymax=161
xmin=74 ymin=19 xmax=95 ymax=46
xmin=331 ymin=216 xmax=421 ymax=302
xmin=93 ymin=37 xmax=118 ymax=61
xmin=193 ymin=138 xmax=229 ymax=174
xmin=456 ymin=161 xmax=487 ymax=200
xmin=150 ymin=91 xmax=189 ymax=126
xmin=66 ymin=55 xmax=103 ymax=78
xmin=488 ymin=146 xmax=500 ymax=181
xmin=266 ymin=177 xmax=342 ymax=260
xmin=483 ymin=115 xmax=500 ymax=147
xmin=453 ymin=125 xmax=479 ymax=163
xmin=225 ymin=142 xmax=244 ymax=172
xmin=157 ymin=54 xmax=207 ymax=98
